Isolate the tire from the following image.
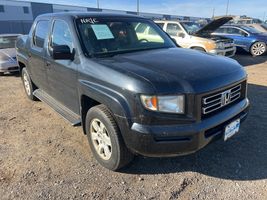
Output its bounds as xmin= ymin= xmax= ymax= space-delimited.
xmin=21 ymin=68 xmax=38 ymax=101
xmin=85 ymin=104 xmax=134 ymax=171
xmin=250 ymin=42 xmax=266 ymax=56
xmin=191 ymin=47 xmax=206 ymax=52
xmin=0 ymin=72 xmax=4 ymax=76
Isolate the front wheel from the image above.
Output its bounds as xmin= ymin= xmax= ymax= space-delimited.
xmin=21 ymin=68 xmax=38 ymax=101
xmin=250 ymin=42 xmax=266 ymax=56
xmin=85 ymin=105 xmax=134 ymax=171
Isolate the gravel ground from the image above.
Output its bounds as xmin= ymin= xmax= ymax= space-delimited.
xmin=0 ymin=52 xmax=267 ymax=200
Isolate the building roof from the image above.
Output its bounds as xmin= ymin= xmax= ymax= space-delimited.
xmin=0 ymin=34 xmax=21 ymax=37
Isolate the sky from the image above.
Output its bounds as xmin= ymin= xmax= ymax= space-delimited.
xmin=19 ymin=0 xmax=267 ymax=19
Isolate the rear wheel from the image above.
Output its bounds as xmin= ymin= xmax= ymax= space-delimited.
xmin=85 ymin=104 xmax=134 ymax=171
xmin=250 ymin=42 xmax=266 ymax=56
xmin=21 ymin=68 xmax=38 ymax=101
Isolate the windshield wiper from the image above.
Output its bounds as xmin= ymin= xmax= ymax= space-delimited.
xmin=93 ymin=47 xmax=169 ymax=58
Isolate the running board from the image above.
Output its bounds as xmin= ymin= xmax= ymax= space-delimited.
xmin=33 ymin=89 xmax=81 ymax=126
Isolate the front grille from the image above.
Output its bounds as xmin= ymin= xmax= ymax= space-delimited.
xmin=202 ymin=84 xmax=242 ymax=115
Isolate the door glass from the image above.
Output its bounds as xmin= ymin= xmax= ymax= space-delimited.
xmin=166 ymin=23 xmax=183 ymax=36
xmin=33 ymin=20 xmax=49 ymax=48
xmin=226 ymin=28 xmax=244 ymax=35
xmin=51 ymin=20 xmax=73 ymax=50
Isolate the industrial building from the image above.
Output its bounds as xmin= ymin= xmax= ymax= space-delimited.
xmin=0 ymin=0 xmax=205 ymax=34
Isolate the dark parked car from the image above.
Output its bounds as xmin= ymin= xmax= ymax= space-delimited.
xmin=213 ymin=25 xmax=267 ymax=56
xmin=16 ymin=13 xmax=249 ymax=171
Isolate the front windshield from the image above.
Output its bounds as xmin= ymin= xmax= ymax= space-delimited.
xmin=0 ymin=36 xmax=17 ymax=49
xmin=180 ymin=22 xmax=201 ymax=34
xmin=241 ymin=26 xmax=262 ymax=34
xmin=76 ymin=17 xmax=175 ymax=57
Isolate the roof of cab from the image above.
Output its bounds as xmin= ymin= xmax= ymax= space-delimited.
xmin=36 ymin=12 xmax=146 ymax=20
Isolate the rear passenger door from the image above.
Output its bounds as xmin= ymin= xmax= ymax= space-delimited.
xmin=45 ymin=19 xmax=79 ymax=114
xmin=29 ymin=20 xmax=50 ymax=91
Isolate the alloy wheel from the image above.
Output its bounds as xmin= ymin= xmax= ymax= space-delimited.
xmin=90 ymin=118 xmax=112 ymax=160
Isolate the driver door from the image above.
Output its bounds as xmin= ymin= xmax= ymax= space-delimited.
xmin=45 ymin=19 xmax=79 ymax=114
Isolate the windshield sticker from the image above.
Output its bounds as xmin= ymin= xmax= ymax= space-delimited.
xmin=91 ymin=24 xmax=114 ymax=40
xmin=80 ymin=18 xmax=98 ymax=24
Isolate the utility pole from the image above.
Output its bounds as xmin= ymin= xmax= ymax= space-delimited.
xmin=97 ymin=0 xmax=100 ymax=9
xmin=263 ymin=12 xmax=266 ymax=22
xmin=137 ymin=0 xmax=140 ymax=15
xmin=212 ymin=7 xmax=215 ymax=18
xmin=226 ymin=0 xmax=230 ymax=16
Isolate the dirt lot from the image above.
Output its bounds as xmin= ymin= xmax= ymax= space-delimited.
xmin=0 ymin=52 xmax=267 ymax=200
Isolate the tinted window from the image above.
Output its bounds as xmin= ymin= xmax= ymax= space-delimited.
xmin=214 ymin=27 xmax=226 ymax=33
xmin=166 ymin=23 xmax=183 ymax=36
xmin=0 ymin=5 xmax=4 ymax=12
xmin=23 ymin=6 xmax=29 ymax=14
xmin=33 ymin=20 xmax=49 ymax=48
xmin=51 ymin=20 xmax=73 ymax=50
xmin=225 ymin=27 xmax=244 ymax=35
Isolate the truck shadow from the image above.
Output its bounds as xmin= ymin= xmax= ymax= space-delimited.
xmin=123 ymin=83 xmax=267 ymax=181
xmin=234 ymin=50 xmax=267 ymax=67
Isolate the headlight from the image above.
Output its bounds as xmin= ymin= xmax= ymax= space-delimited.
xmin=140 ymin=95 xmax=185 ymax=114
xmin=216 ymin=42 xmax=224 ymax=49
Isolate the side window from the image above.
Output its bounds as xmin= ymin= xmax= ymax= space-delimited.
xmin=51 ymin=20 xmax=73 ymax=50
xmin=33 ymin=20 xmax=49 ymax=48
xmin=226 ymin=28 xmax=244 ymax=35
xmin=166 ymin=23 xmax=183 ymax=36
xmin=135 ymin=23 xmax=148 ymax=34
xmin=215 ymin=28 xmax=225 ymax=33
xmin=156 ymin=23 xmax=164 ymax=29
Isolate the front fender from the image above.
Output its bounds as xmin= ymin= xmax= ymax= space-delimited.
xmin=78 ymin=79 xmax=133 ymax=125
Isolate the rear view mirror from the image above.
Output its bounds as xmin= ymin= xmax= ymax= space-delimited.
xmin=178 ymin=32 xmax=185 ymax=38
xmin=52 ymin=45 xmax=74 ymax=60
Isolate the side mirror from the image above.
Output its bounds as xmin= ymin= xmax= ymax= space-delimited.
xmin=178 ymin=32 xmax=185 ymax=38
xmin=51 ymin=45 xmax=74 ymax=60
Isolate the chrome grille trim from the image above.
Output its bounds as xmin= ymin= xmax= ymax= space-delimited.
xmin=202 ymin=84 xmax=241 ymax=115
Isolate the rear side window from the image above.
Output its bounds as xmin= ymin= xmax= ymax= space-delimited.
xmin=166 ymin=23 xmax=183 ymax=36
xmin=33 ymin=20 xmax=49 ymax=48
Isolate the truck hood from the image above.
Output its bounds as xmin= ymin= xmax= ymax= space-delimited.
xmin=194 ymin=17 xmax=233 ymax=37
xmin=94 ymin=48 xmax=246 ymax=94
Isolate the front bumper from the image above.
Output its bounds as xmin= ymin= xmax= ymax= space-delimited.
xmin=209 ymin=46 xmax=236 ymax=57
xmin=119 ymin=98 xmax=249 ymax=157
xmin=0 ymin=60 xmax=19 ymax=73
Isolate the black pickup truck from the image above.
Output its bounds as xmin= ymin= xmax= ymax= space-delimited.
xmin=16 ymin=12 xmax=249 ymax=171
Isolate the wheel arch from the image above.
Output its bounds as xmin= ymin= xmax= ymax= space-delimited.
xmin=79 ymin=80 xmax=133 ymax=135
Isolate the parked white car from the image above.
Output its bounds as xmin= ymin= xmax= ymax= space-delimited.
xmin=155 ymin=17 xmax=236 ymax=57
xmin=0 ymin=34 xmax=20 ymax=75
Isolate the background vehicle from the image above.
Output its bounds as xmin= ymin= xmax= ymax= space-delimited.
xmin=155 ymin=17 xmax=236 ymax=57
xmin=213 ymin=25 xmax=267 ymax=56
xmin=246 ymin=24 xmax=267 ymax=32
xmin=0 ymin=34 xmax=20 ymax=75
xmin=16 ymin=12 xmax=249 ymax=171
